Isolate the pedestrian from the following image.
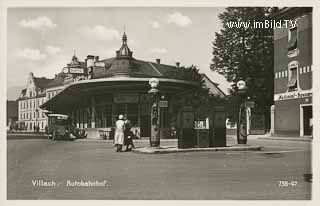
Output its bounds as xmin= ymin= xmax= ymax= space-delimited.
xmin=45 ymin=125 xmax=48 ymax=134
xmin=124 ymin=115 xmax=135 ymax=151
xmin=114 ymin=114 xmax=125 ymax=152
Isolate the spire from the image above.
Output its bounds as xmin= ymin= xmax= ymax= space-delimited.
xmin=116 ymin=30 xmax=132 ymax=58
xmin=122 ymin=31 xmax=127 ymax=44
xmin=71 ymin=50 xmax=79 ymax=64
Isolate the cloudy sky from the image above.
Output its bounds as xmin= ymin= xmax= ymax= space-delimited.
xmin=7 ymin=7 xmax=231 ymax=100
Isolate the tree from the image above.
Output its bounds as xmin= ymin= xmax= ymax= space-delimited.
xmin=211 ymin=7 xmax=279 ymax=130
xmin=172 ymin=65 xmax=226 ymax=120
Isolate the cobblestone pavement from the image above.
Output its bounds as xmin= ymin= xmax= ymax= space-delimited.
xmin=7 ymin=134 xmax=311 ymax=200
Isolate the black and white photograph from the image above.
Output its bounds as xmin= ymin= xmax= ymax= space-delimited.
xmin=1 ymin=0 xmax=319 ymax=204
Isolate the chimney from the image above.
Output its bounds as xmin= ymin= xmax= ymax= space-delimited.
xmin=86 ymin=55 xmax=94 ymax=68
xmin=95 ymin=56 xmax=99 ymax=62
xmin=176 ymin=62 xmax=180 ymax=67
xmin=156 ymin=59 xmax=161 ymax=64
xmin=29 ymin=72 xmax=34 ymax=77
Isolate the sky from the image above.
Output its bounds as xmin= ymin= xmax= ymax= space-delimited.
xmin=7 ymin=7 xmax=231 ymax=100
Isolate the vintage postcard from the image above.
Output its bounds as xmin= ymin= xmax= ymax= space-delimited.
xmin=1 ymin=0 xmax=319 ymax=205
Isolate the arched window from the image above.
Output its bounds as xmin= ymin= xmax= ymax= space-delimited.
xmin=288 ymin=61 xmax=299 ymax=91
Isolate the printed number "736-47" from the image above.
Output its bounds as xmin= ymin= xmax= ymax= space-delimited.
xmin=278 ymin=180 xmax=298 ymax=187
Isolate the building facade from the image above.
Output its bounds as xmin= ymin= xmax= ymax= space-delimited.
xmin=17 ymin=53 xmax=88 ymax=132
xmin=17 ymin=73 xmax=52 ymax=132
xmin=272 ymin=7 xmax=312 ymax=137
xmin=38 ymin=32 xmax=225 ymax=138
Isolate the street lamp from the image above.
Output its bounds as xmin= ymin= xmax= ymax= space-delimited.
xmin=148 ymin=78 xmax=160 ymax=147
xmin=236 ymin=80 xmax=248 ymax=144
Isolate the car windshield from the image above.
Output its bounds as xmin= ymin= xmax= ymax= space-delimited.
xmin=49 ymin=116 xmax=69 ymax=126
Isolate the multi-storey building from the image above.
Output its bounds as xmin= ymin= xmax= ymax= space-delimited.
xmin=272 ymin=7 xmax=313 ymax=137
xmin=17 ymin=72 xmax=52 ymax=132
xmin=17 ymin=54 xmax=87 ymax=132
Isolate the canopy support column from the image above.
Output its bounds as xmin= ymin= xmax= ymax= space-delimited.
xmin=91 ymin=97 xmax=96 ymax=128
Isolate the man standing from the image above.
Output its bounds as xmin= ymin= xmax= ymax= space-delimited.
xmin=124 ymin=115 xmax=135 ymax=151
xmin=114 ymin=115 xmax=125 ymax=152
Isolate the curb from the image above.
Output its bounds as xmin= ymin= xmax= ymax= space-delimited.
xmin=74 ymin=139 xmax=178 ymax=143
xmin=131 ymin=145 xmax=264 ymax=154
xmin=258 ymin=137 xmax=312 ymax=142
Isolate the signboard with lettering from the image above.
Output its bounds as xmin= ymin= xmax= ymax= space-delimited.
xmin=274 ymin=90 xmax=312 ymax=101
xmin=194 ymin=118 xmax=209 ymax=129
xmin=114 ymin=93 xmax=139 ymax=103
xmin=70 ymin=68 xmax=84 ymax=74
xmin=159 ymin=100 xmax=168 ymax=108
xmin=94 ymin=62 xmax=105 ymax=67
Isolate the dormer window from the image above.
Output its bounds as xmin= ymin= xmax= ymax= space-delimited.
xmin=288 ymin=27 xmax=297 ymax=51
xmin=288 ymin=26 xmax=299 ymax=57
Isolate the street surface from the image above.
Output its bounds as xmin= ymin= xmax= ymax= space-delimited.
xmin=7 ymin=134 xmax=311 ymax=200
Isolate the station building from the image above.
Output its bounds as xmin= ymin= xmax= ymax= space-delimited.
xmin=272 ymin=7 xmax=313 ymax=137
xmin=31 ymin=32 xmax=225 ymax=138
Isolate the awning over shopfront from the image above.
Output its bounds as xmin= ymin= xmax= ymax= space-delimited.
xmin=40 ymin=77 xmax=199 ymax=113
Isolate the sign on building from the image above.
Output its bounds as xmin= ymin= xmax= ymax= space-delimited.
xmin=274 ymin=90 xmax=312 ymax=101
xmin=159 ymin=100 xmax=168 ymax=108
xmin=194 ymin=118 xmax=209 ymax=129
xmin=114 ymin=93 xmax=139 ymax=103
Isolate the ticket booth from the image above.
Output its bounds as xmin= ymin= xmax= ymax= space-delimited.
xmin=195 ymin=118 xmax=210 ymax=148
xmin=178 ymin=106 xmax=196 ymax=148
xmin=210 ymin=106 xmax=226 ymax=147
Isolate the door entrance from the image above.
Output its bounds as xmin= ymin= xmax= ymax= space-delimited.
xmin=302 ymin=106 xmax=312 ymax=136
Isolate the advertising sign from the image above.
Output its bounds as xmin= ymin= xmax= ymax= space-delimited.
xmin=159 ymin=100 xmax=168 ymax=108
xmin=70 ymin=68 xmax=84 ymax=74
xmin=114 ymin=93 xmax=139 ymax=103
xmin=274 ymin=90 xmax=312 ymax=101
xmin=194 ymin=118 xmax=209 ymax=129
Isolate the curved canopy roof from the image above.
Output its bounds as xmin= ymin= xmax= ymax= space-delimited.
xmin=40 ymin=77 xmax=199 ymax=113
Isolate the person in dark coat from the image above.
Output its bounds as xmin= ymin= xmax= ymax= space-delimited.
xmin=124 ymin=115 xmax=135 ymax=151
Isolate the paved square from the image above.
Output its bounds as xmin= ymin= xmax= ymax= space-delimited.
xmin=7 ymin=135 xmax=311 ymax=200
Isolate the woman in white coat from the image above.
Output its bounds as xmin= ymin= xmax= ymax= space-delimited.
xmin=114 ymin=114 xmax=125 ymax=152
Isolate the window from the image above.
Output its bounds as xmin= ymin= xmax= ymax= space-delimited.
xmin=288 ymin=27 xmax=297 ymax=51
xmin=115 ymin=104 xmax=138 ymax=127
xmin=94 ymin=104 xmax=113 ymax=128
xmin=160 ymin=107 xmax=169 ymax=128
xmin=288 ymin=61 xmax=298 ymax=91
xmin=104 ymin=105 xmax=112 ymax=127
